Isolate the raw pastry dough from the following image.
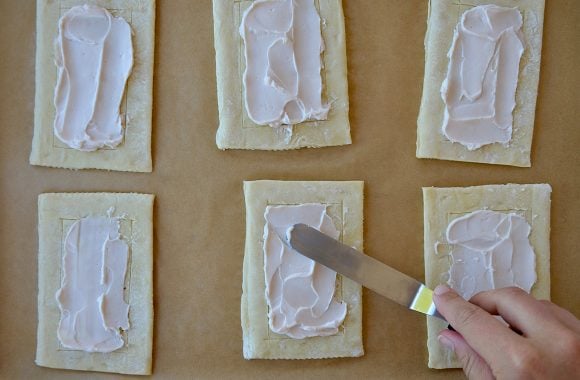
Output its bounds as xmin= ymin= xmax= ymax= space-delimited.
xmin=30 ymin=0 xmax=155 ymax=172
xmin=213 ymin=0 xmax=351 ymax=150
xmin=242 ymin=180 xmax=363 ymax=359
xmin=423 ymin=184 xmax=551 ymax=369
xmin=36 ymin=193 xmax=154 ymax=375
xmin=416 ymin=0 xmax=545 ymax=167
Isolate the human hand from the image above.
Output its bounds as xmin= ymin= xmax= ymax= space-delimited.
xmin=433 ymin=285 xmax=580 ymax=380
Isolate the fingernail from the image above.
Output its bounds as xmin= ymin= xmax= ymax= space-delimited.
xmin=438 ymin=334 xmax=454 ymax=351
xmin=434 ymin=284 xmax=451 ymax=296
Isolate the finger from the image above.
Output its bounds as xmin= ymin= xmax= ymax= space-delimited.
xmin=438 ymin=329 xmax=494 ymax=380
xmin=469 ymin=287 xmax=563 ymax=337
xmin=540 ymin=300 xmax=580 ymax=334
xmin=434 ymin=285 xmax=522 ymax=368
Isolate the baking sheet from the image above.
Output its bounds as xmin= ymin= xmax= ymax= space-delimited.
xmin=1 ymin=1 xmax=579 ymax=379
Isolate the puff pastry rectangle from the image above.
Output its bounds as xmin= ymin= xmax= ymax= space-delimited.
xmin=423 ymin=184 xmax=551 ymax=369
xmin=242 ymin=180 xmax=363 ymax=359
xmin=36 ymin=193 xmax=154 ymax=375
xmin=30 ymin=0 xmax=155 ymax=172
xmin=213 ymin=0 xmax=351 ymax=150
xmin=416 ymin=0 xmax=545 ymax=167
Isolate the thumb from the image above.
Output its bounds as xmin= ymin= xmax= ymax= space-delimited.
xmin=438 ymin=330 xmax=494 ymax=380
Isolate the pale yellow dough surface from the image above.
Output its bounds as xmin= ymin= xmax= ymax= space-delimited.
xmin=423 ymin=184 xmax=551 ymax=369
xmin=36 ymin=193 xmax=154 ymax=375
xmin=213 ymin=0 xmax=351 ymax=150
xmin=30 ymin=0 xmax=155 ymax=172
xmin=242 ymin=180 xmax=363 ymax=359
xmin=417 ymin=0 xmax=545 ymax=167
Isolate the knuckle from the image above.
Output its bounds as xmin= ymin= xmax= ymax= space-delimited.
xmin=454 ymin=304 xmax=482 ymax=329
xmin=537 ymin=299 xmax=552 ymax=308
xmin=461 ymin=352 xmax=480 ymax=378
xmin=509 ymin=345 xmax=544 ymax=379
xmin=559 ymin=334 xmax=580 ymax=358
xmin=453 ymin=345 xmax=491 ymax=379
xmin=500 ymin=286 xmax=526 ymax=298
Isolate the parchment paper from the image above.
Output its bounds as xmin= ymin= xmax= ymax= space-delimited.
xmin=0 ymin=1 xmax=578 ymax=379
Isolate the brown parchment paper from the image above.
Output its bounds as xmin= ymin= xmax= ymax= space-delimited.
xmin=1 ymin=1 xmax=579 ymax=379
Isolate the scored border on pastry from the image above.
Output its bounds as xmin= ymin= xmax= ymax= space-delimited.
xmin=242 ymin=180 xmax=363 ymax=359
xmin=416 ymin=0 xmax=545 ymax=167
xmin=423 ymin=184 xmax=551 ymax=369
xmin=30 ymin=0 xmax=155 ymax=172
xmin=213 ymin=0 xmax=351 ymax=150
xmin=36 ymin=193 xmax=154 ymax=375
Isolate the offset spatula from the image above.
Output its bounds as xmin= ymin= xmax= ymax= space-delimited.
xmin=287 ymin=223 xmax=446 ymax=321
